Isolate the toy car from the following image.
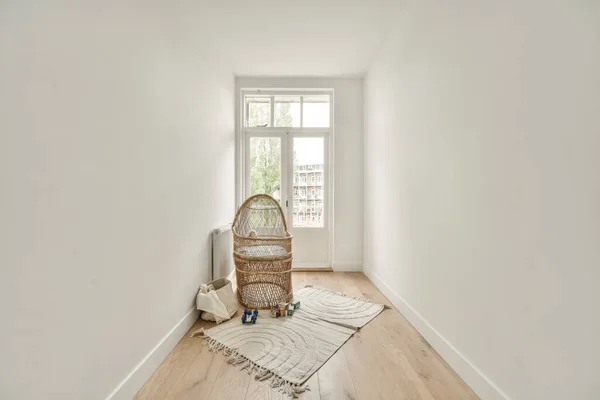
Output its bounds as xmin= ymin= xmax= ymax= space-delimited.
xmin=241 ymin=308 xmax=258 ymax=324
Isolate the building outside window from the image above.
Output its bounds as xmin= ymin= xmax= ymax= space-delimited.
xmin=292 ymin=163 xmax=324 ymax=227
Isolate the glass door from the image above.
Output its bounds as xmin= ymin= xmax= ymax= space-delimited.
xmin=287 ymin=134 xmax=329 ymax=267
xmin=243 ymin=91 xmax=332 ymax=268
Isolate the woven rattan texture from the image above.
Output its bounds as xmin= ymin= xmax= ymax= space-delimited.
xmin=233 ymin=195 xmax=293 ymax=309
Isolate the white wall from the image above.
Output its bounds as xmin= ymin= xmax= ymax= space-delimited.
xmin=236 ymin=77 xmax=364 ymax=271
xmin=364 ymin=2 xmax=600 ymax=400
xmin=0 ymin=2 xmax=234 ymax=399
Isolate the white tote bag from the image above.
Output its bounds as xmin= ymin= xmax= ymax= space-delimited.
xmin=196 ymin=278 xmax=237 ymax=324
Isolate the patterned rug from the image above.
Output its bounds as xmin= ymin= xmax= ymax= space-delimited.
xmin=198 ymin=286 xmax=385 ymax=397
xmin=294 ymin=286 xmax=385 ymax=329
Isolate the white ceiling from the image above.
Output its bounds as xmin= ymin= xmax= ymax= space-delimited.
xmin=187 ymin=0 xmax=399 ymax=77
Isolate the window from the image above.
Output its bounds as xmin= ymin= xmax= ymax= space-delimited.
xmin=274 ymin=96 xmax=301 ymax=127
xmin=245 ymin=97 xmax=271 ymax=127
xmin=244 ymin=93 xmax=330 ymax=128
xmin=243 ymin=89 xmax=330 ymax=238
xmin=302 ymin=95 xmax=330 ymax=127
xmin=292 ymin=137 xmax=325 ymax=228
xmin=249 ymin=137 xmax=281 ymax=200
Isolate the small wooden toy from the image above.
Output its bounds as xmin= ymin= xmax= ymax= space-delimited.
xmin=271 ymin=304 xmax=288 ymax=318
xmin=269 ymin=301 xmax=301 ymax=318
xmin=241 ymin=308 xmax=258 ymax=324
xmin=271 ymin=304 xmax=279 ymax=318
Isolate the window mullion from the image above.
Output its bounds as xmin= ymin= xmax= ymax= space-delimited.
xmin=300 ymin=96 xmax=304 ymax=128
xmin=270 ymin=96 xmax=275 ymax=127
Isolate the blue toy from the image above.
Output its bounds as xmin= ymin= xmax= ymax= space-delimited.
xmin=241 ymin=308 xmax=259 ymax=324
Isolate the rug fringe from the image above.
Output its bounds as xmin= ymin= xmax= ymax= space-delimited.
xmin=201 ymin=337 xmax=309 ymax=398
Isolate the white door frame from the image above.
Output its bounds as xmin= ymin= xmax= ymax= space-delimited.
xmin=239 ymin=89 xmax=334 ymax=268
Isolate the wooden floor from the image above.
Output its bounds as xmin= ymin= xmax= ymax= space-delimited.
xmin=135 ymin=272 xmax=478 ymax=400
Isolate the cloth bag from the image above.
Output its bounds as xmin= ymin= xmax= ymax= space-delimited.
xmin=196 ymin=277 xmax=237 ymax=324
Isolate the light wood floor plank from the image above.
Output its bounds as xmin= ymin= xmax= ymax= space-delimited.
xmin=302 ymin=373 xmax=321 ymax=400
xmin=245 ymin=378 xmax=285 ymax=400
xmin=134 ymin=272 xmax=478 ymax=400
xmin=204 ymin=355 xmax=251 ymax=400
xmin=171 ymin=335 xmax=223 ymax=400
xmin=347 ymin=273 xmax=478 ymax=399
xmin=317 ymin=350 xmax=358 ymax=400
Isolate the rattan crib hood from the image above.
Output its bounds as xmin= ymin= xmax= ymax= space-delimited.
xmin=232 ymin=194 xmax=293 ymax=309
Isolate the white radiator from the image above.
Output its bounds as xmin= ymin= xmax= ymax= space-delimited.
xmin=212 ymin=224 xmax=234 ymax=280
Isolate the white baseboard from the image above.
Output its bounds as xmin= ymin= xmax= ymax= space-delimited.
xmin=105 ymin=308 xmax=200 ymax=400
xmin=292 ymin=262 xmax=330 ymax=269
xmin=331 ymin=262 xmax=363 ymax=272
xmin=364 ymin=269 xmax=510 ymax=400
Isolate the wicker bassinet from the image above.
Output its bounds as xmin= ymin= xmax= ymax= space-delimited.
xmin=233 ymin=194 xmax=293 ymax=309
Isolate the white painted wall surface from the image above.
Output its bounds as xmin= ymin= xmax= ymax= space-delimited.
xmin=236 ymin=77 xmax=364 ymax=270
xmin=0 ymin=3 xmax=234 ymax=399
xmin=364 ymin=2 xmax=600 ymax=399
